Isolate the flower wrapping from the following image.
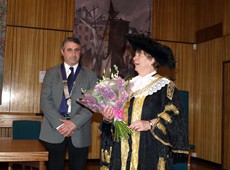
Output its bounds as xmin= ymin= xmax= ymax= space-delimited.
xmin=77 ymin=66 xmax=133 ymax=141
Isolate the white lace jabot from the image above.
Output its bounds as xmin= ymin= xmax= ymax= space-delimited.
xmin=130 ymin=72 xmax=170 ymax=98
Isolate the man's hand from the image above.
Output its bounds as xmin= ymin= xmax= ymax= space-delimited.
xmin=57 ymin=119 xmax=77 ymax=137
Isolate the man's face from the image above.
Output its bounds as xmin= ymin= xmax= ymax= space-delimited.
xmin=61 ymin=41 xmax=81 ymax=66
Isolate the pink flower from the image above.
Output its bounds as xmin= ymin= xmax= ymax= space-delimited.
xmin=114 ymin=108 xmax=124 ymax=121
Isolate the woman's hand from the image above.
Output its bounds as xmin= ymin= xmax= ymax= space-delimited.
xmin=101 ymin=106 xmax=115 ymax=122
xmin=129 ymin=119 xmax=156 ymax=131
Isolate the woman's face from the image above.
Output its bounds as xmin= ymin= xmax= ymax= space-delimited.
xmin=133 ymin=50 xmax=155 ymax=76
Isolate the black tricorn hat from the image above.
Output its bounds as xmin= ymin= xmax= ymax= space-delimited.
xmin=126 ymin=33 xmax=176 ymax=70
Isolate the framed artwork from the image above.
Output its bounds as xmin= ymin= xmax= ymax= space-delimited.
xmin=74 ymin=0 xmax=153 ymax=78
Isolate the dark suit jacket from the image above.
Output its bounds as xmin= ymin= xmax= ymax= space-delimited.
xmin=39 ymin=64 xmax=97 ymax=147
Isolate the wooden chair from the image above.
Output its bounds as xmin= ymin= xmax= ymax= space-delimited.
xmin=173 ymin=90 xmax=195 ymax=170
xmin=8 ymin=120 xmax=42 ymax=170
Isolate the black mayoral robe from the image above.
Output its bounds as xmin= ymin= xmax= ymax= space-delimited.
xmin=100 ymin=74 xmax=189 ymax=170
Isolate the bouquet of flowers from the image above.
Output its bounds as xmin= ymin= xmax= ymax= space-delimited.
xmin=77 ymin=65 xmax=133 ymax=141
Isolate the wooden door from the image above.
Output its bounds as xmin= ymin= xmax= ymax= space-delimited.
xmin=223 ymin=61 xmax=230 ymax=169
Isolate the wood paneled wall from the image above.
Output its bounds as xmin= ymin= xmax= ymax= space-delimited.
xmin=153 ymin=0 xmax=228 ymax=42
xmin=153 ymin=0 xmax=197 ymax=43
xmin=196 ymin=0 xmax=224 ymax=32
xmin=223 ymin=61 xmax=230 ymax=170
xmin=195 ymin=38 xmax=223 ymax=163
xmin=222 ymin=36 xmax=230 ymax=168
xmin=224 ymin=0 xmax=230 ymax=35
xmin=7 ymin=0 xmax=74 ymax=30
xmin=224 ymin=36 xmax=230 ymax=61
xmin=1 ymin=0 xmax=74 ymax=112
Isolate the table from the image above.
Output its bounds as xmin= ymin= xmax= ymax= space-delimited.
xmin=0 ymin=139 xmax=48 ymax=170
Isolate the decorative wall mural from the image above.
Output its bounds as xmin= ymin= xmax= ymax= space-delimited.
xmin=74 ymin=0 xmax=152 ymax=78
xmin=0 ymin=0 xmax=7 ymax=104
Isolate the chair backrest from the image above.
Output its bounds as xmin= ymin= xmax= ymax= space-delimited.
xmin=12 ymin=120 xmax=41 ymax=140
xmin=173 ymin=90 xmax=189 ymax=170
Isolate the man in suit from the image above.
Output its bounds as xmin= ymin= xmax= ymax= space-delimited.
xmin=39 ymin=37 xmax=98 ymax=170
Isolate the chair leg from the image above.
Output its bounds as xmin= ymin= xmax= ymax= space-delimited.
xmin=8 ymin=163 xmax=12 ymax=170
xmin=188 ymin=157 xmax=191 ymax=170
xmin=188 ymin=150 xmax=192 ymax=170
xmin=188 ymin=152 xmax=191 ymax=165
